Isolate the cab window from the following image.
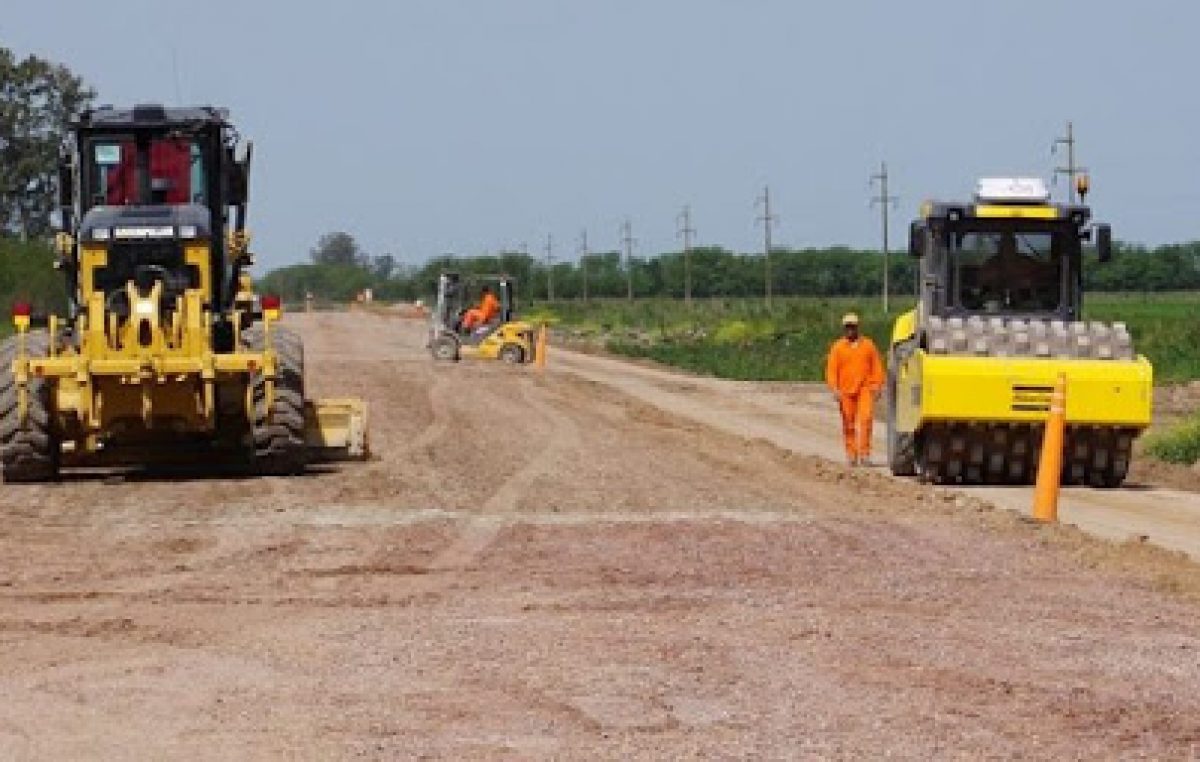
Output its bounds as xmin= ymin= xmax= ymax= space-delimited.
xmin=88 ymin=138 xmax=206 ymax=207
xmin=950 ymin=229 xmax=1065 ymax=314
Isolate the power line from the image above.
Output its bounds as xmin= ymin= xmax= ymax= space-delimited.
xmin=620 ymin=218 xmax=636 ymax=301
xmin=578 ymin=228 xmax=589 ymax=303
xmin=543 ymin=233 xmax=554 ymax=301
xmin=1053 ymin=121 xmax=1088 ymax=204
xmin=870 ymin=161 xmax=899 ymax=314
xmin=755 ymin=186 xmax=777 ymax=306
xmin=676 ymin=205 xmax=695 ymax=305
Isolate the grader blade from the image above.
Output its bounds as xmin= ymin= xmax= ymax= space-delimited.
xmin=304 ymin=398 xmax=369 ymax=461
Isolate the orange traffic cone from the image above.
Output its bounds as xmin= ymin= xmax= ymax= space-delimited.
xmin=535 ymin=323 xmax=548 ymax=371
xmin=1032 ymin=373 xmax=1067 ymax=522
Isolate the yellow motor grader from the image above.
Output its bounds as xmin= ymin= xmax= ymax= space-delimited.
xmin=0 ymin=104 xmax=366 ymax=481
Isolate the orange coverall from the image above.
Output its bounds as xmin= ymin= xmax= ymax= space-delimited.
xmin=462 ymin=292 xmax=500 ymax=331
xmin=825 ymin=336 xmax=885 ymax=460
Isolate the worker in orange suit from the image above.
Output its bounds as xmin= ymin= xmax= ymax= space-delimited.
xmin=461 ymin=285 xmax=500 ymax=332
xmin=825 ymin=312 xmax=884 ymax=466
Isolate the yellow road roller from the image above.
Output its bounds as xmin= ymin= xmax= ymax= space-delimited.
xmin=887 ymin=177 xmax=1151 ymax=486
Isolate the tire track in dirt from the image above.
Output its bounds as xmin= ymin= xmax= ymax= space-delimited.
xmin=424 ymin=376 xmax=584 ymax=572
xmin=402 ymin=373 xmax=452 ymax=457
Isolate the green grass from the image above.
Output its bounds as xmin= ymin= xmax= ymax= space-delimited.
xmin=1083 ymin=293 xmax=1200 ymax=382
xmin=1144 ymin=415 xmax=1200 ymax=464
xmin=536 ymin=293 xmax=1200 ymax=384
xmin=538 ymin=296 xmax=904 ymax=381
xmin=0 ymin=237 xmax=66 ymax=342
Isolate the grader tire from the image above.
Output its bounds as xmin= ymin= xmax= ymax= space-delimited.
xmin=242 ymin=325 xmax=308 ymax=476
xmin=0 ymin=331 xmax=60 ymax=482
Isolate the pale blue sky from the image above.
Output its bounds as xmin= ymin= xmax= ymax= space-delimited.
xmin=6 ymin=1 xmax=1199 ymax=270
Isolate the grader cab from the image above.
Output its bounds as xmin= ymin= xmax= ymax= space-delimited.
xmin=0 ymin=104 xmax=366 ymax=482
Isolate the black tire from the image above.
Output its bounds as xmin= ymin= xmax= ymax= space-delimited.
xmin=0 ymin=331 xmax=60 ymax=482
xmin=886 ymin=341 xmax=917 ymax=476
xmin=499 ymin=344 xmax=524 ymax=365
xmin=918 ymin=427 xmax=943 ymax=483
xmin=1088 ymin=427 xmax=1130 ymax=489
xmin=1100 ymin=465 xmax=1128 ymax=489
xmin=431 ymin=334 xmax=460 ymax=362
xmin=241 ymin=325 xmax=308 ymax=475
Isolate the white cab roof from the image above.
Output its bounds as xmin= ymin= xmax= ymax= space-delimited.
xmin=975 ymin=177 xmax=1051 ymax=204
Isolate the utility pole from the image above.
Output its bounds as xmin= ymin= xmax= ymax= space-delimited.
xmin=870 ymin=161 xmax=899 ymax=314
xmin=543 ymin=234 xmax=554 ymax=301
xmin=620 ymin=218 xmax=636 ymax=301
xmin=676 ymin=205 xmax=695 ymax=305
xmin=579 ymin=228 xmax=589 ymax=303
xmin=755 ymin=186 xmax=777 ymax=306
xmin=1053 ymin=121 xmax=1087 ymax=204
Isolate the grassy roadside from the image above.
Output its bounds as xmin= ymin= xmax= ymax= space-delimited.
xmin=1145 ymin=422 xmax=1200 ymax=465
xmin=535 ymin=294 xmax=1200 ymax=466
xmin=532 ymin=296 xmax=907 ymax=381
xmin=534 ymin=293 xmax=1200 ymax=383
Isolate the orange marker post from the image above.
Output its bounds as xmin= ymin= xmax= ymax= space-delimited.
xmin=1032 ymin=373 xmax=1067 ymax=522
xmin=535 ymin=323 xmax=548 ymax=371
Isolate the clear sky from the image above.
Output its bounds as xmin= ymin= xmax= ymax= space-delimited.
xmin=7 ymin=1 xmax=1199 ymax=270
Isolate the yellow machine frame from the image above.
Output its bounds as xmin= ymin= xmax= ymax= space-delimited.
xmin=458 ymin=320 xmax=536 ymax=362
xmin=890 ymin=309 xmax=1153 ymax=435
xmin=10 ymin=238 xmax=283 ymax=457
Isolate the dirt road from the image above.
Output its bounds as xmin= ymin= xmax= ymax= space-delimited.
xmin=0 ymin=312 xmax=1197 ymax=759
xmin=554 ymin=348 xmax=1200 ymax=561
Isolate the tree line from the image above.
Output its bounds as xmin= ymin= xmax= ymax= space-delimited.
xmin=0 ymin=46 xmax=93 ymax=238
xmin=261 ymin=231 xmax=1200 ymax=304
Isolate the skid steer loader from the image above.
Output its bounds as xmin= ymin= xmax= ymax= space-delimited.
xmin=887 ymin=177 xmax=1151 ymax=487
xmin=0 ymin=104 xmax=367 ymax=482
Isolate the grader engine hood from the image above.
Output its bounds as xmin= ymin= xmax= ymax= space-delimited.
xmin=79 ymin=203 xmax=212 ymax=242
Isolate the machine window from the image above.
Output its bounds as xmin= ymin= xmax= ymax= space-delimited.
xmin=87 ymin=137 xmax=206 ymax=207
xmin=952 ymin=230 xmax=1063 ymax=313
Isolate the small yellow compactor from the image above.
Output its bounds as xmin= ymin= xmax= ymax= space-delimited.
xmin=0 ymin=104 xmax=366 ymax=482
xmin=887 ymin=177 xmax=1151 ymax=486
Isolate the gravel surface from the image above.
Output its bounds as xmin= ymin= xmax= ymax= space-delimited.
xmin=0 ymin=312 xmax=1197 ymax=760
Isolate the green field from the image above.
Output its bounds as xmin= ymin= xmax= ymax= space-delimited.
xmin=532 ymin=293 xmax=1200 ymax=384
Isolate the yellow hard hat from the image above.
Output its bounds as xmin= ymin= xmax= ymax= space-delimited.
xmin=841 ymin=312 xmax=860 ymax=326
